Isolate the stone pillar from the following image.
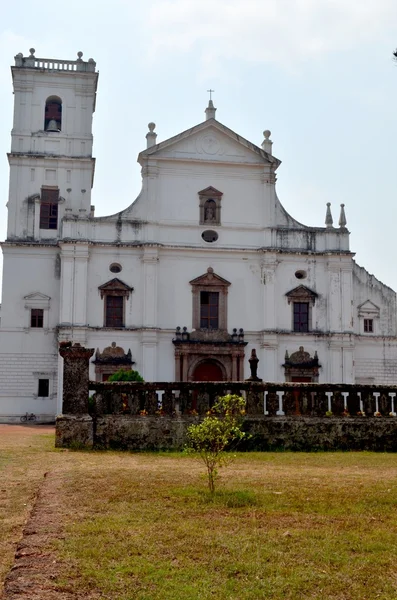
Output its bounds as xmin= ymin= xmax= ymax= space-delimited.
xmin=59 ymin=343 xmax=94 ymax=414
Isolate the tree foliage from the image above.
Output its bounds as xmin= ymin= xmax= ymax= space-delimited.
xmin=108 ymin=369 xmax=144 ymax=382
xmin=185 ymin=394 xmax=247 ymax=494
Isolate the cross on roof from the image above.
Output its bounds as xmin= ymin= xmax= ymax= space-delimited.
xmin=207 ymin=89 xmax=215 ymax=100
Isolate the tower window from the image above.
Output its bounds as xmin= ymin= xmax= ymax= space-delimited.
xmin=31 ymin=309 xmax=44 ymax=328
xmin=40 ymin=188 xmax=59 ymax=229
xmin=364 ymin=319 xmax=373 ymax=333
xmin=44 ymin=96 xmax=62 ymax=131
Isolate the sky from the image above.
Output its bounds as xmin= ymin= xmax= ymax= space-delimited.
xmin=0 ymin=0 xmax=397 ymax=298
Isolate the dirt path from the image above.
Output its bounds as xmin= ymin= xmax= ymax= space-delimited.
xmin=1 ymin=426 xmax=99 ymax=599
xmin=2 ymin=471 xmax=76 ymax=600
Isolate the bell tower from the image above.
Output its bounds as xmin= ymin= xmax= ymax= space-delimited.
xmin=7 ymin=49 xmax=98 ymax=240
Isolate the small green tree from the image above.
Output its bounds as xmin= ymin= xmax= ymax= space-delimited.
xmin=185 ymin=394 xmax=247 ymax=494
xmin=108 ymin=368 xmax=144 ymax=382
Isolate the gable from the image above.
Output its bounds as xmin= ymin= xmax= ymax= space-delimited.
xmin=139 ymin=120 xmax=280 ymax=168
xmin=286 ymin=285 xmax=318 ymax=305
xmin=358 ymin=300 xmax=380 ymax=317
xmin=190 ymin=267 xmax=231 ymax=288
xmin=24 ymin=292 xmax=51 ymax=309
xmin=98 ymin=278 xmax=133 ymax=299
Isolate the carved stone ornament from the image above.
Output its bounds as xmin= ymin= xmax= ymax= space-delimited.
xmin=283 ymin=346 xmax=321 ymax=383
xmin=98 ymin=278 xmax=133 ymax=299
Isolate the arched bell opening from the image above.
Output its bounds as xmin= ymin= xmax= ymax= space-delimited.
xmin=44 ymin=95 xmax=62 ymax=131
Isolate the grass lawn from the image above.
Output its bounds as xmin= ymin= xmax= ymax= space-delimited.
xmin=1 ymin=427 xmax=397 ymax=599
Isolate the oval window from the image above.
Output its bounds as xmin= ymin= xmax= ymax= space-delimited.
xmin=109 ymin=263 xmax=122 ymax=273
xmin=201 ymin=230 xmax=218 ymax=243
xmin=295 ymin=270 xmax=307 ymax=280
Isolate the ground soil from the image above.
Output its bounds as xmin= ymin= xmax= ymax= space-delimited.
xmin=0 ymin=425 xmax=98 ymax=600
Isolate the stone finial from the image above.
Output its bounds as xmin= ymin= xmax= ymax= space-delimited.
xmin=246 ymin=348 xmax=262 ymax=382
xmin=261 ymin=130 xmax=273 ymax=155
xmin=77 ymin=51 xmax=83 ymax=62
xmin=29 ymin=48 xmax=36 ymax=57
xmin=339 ymin=203 xmax=347 ymax=228
xmin=205 ymin=99 xmax=217 ymax=121
xmin=146 ymin=122 xmax=157 ymax=148
xmin=325 ymin=202 xmax=333 ymax=228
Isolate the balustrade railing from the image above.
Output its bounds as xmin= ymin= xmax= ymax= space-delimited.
xmin=88 ymin=381 xmax=397 ymax=418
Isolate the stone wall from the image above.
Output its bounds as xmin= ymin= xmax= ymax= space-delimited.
xmin=55 ymin=414 xmax=397 ymax=452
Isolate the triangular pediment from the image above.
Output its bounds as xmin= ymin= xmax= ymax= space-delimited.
xmin=98 ymin=278 xmax=133 ymax=299
xmin=24 ymin=292 xmax=51 ymax=301
xmin=190 ymin=267 xmax=231 ymax=287
xmin=358 ymin=300 xmax=380 ymax=316
xmin=139 ymin=120 xmax=280 ymax=168
xmin=286 ymin=285 xmax=318 ymax=305
xmin=198 ymin=186 xmax=223 ymax=197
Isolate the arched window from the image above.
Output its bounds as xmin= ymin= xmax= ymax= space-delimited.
xmin=44 ymin=96 xmax=62 ymax=131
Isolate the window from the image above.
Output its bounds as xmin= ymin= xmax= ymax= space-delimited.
xmin=30 ymin=309 xmax=44 ymax=328
xmin=44 ymin=96 xmax=62 ymax=131
xmin=40 ymin=188 xmax=59 ymax=229
xmin=201 ymin=230 xmax=218 ymax=243
xmin=286 ymin=285 xmax=317 ymax=333
xmin=109 ymin=263 xmax=122 ymax=273
xmin=105 ymin=296 xmax=124 ymax=327
xmin=190 ymin=267 xmax=230 ymax=331
xmin=99 ymin=278 xmax=133 ymax=328
xmin=38 ymin=379 xmax=49 ymax=397
xmin=293 ymin=302 xmax=309 ymax=332
xmin=364 ymin=318 xmax=373 ymax=333
xmin=200 ymin=291 xmax=219 ymax=329
xmin=24 ymin=292 xmax=51 ymax=331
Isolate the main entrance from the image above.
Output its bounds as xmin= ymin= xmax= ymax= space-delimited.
xmin=192 ymin=361 xmax=224 ymax=382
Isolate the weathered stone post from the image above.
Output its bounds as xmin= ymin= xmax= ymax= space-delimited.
xmin=59 ymin=342 xmax=95 ymax=413
xmin=55 ymin=342 xmax=95 ymax=448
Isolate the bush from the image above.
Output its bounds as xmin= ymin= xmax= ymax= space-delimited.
xmin=185 ymin=394 xmax=247 ymax=494
xmin=107 ymin=369 xmax=144 ymax=382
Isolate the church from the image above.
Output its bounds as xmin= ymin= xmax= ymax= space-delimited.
xmin=0 ymin=49 xmax=396 ymax=422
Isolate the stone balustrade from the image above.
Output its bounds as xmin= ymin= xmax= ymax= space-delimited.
xmin=88 ymin=380 xmax=397 ymax=418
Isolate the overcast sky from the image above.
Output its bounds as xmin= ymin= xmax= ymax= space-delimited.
xmin=0 ymin=0 xmax=397 ymax=300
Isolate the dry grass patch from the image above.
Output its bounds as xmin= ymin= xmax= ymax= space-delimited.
xmin=2 ymin=429 xmax=397 ymax=599
xmin=54 ymin=452 xmax=397 ymax=600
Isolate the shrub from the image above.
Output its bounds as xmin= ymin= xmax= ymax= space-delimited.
xmin=185 ymin=394 xmax=247 ymax=494
xmin=107 ymin=369 xmax=144 ymax=382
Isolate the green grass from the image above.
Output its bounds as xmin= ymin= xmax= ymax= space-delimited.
xmin=2 ymin=430 xmax=397 ymax=599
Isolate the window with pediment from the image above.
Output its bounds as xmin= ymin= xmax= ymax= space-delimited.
xmin=99 ymin=278 xmax=133 ymax=328
xmin=198 ymin=186 xmax=223 ymax=226
xmin=286 ymin=285 xmax=318 ymax=333
xmin=358 ymin=300 xmax=379 ymax=335
xmin=190 ymin=267 xmax=230 ymax=331
xmin=24 ymin=292 xmax=51 ymax=331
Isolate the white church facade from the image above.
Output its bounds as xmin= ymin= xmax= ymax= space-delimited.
xmin=0 ymin=50 xmax=396 ymax=422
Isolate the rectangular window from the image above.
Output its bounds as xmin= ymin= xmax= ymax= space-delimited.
xmin=200 ymin=291 xmax=219 ymax=329
xmin=40 ymin=188 xmax=59 ymax=229
xmin=38 ymin=379 xmax=49 ymax=397
xmin=105 ymin=296 xmax=124 ymax=327
xmin=364 ymin=318 xmax=373 ymax=333
xmin=30 ymin=309 xmax=44 ymax=328
xmin=293 ymin=302 xmax=309 ymax=332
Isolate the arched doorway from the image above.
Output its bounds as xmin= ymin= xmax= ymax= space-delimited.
xmin=192 ymin=360 xmax=224 ymax=381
